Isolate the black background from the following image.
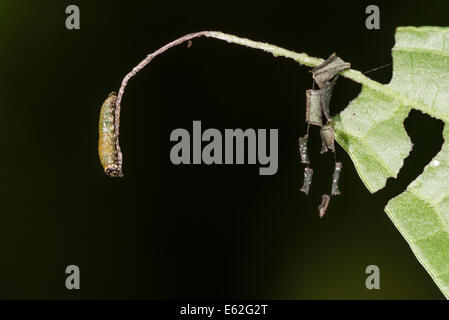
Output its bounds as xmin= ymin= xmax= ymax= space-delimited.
xmin=0 ymin=0 xmax=447 ymax=299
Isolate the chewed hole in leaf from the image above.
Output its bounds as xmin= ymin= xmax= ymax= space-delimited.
xmin=327 ymin=77 xmax=361 ymax=116
xmin=375 ymin=110 xmax=444 ymax=201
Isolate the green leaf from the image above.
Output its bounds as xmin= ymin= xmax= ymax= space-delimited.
xmin=334 ymin=26 xmax=449 ymax=298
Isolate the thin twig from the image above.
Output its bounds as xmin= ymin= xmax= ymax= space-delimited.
xmin=113 ymin=31 xmax=389 ymax=173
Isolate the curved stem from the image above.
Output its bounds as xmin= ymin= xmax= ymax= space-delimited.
xmin=113 ymin=30 xmax=381 ymax=172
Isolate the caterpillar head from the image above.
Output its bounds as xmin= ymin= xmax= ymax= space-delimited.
xmin=104 ymin=163 xmax=123 ymax=177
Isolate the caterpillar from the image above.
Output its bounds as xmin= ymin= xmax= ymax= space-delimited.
xmin=98 ymin=92 xmax=122 ymax=177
